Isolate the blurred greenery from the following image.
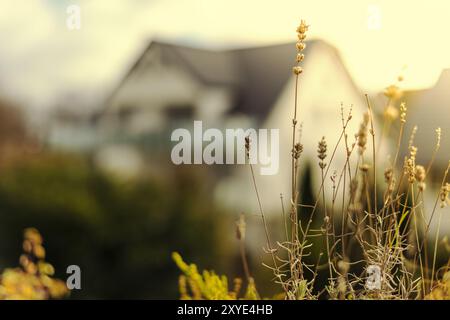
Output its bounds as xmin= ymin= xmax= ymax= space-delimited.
xmin=0 ymin=152 xmax=230 ymax=299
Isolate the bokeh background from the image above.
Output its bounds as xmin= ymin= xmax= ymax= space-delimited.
xmin=0 ymin=0 xmax=448 ymax=298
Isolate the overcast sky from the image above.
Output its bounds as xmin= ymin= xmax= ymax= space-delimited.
xmin=1 ymin=0 xmax=449 ymax=111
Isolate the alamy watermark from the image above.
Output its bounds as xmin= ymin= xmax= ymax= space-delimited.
xmin=366 ymin=264 xmax=382 ymax=290
xmin=66 ymin=4 xmax=81 ymax=30
xmin=171 ymin=121 xmax=279 ymax=175
xmin=66 ymin=264 xmax=81 ymax=290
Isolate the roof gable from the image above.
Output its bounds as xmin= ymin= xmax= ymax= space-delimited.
xmin=104 ymin=39 xmax=357 ymax=123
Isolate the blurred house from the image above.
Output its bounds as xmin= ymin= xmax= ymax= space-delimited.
xmin=402 ymin=69 xmax=450 ymax=233
xmin=96 ymin=39 xmax=368 ymax=215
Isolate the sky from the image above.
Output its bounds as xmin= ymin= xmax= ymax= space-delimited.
xmin=0 ymin=0 xmax=450 ymax=112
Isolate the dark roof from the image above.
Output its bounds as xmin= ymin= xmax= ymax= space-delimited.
xmin=228 ymin=42 xmax=297 ymax=119
xmin=104 ymin=39 xmax=356 ymax=122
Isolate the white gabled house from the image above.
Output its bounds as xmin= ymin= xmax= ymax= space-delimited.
xmin=98 ymin=39 xmax=370 ymax=215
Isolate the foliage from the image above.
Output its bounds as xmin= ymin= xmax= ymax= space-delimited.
xmin=172 ymin=252 xmax=258 ymax=300
xmin=426 ymin=270 xmax=450 ymax=300
xmin=0 ymin=228 xmax=67 ymax=300
xmin=0 ymin=152 xmax=229 ymax=298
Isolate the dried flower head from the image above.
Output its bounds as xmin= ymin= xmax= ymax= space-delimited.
xmin=357 ymin=112 xmax=370 ymax=155
xmin=400 ymin=102 xmax=407 ymax=123
xmin=296 ymin=20 xmax=309 ymax=35
xmin=245 ymin=135 xmax=251 ymax=157
xmin=296 ymin=42 xmax=306 ymax=51
xmin=416 ymin=165 xmax=426 ymax=191
xmin=317 ymin=136 xmax=327 ymax=169
xmin=440 ymin=183 xmax=450 ymax=208
xmin=384 ymin=84 xmax=403 ymax=100
xmin=293 ymin=66 xmax=303 ymax=75
xmin=409 ymin=146 xmax=417 ymax=160
xmin=436 ymin=127 xmax=441 ymax=148
xmin=294 ymin=20 xmax=308 ymax=75
xmin=408 ymin=126 xmax=418 ymax=150
xmin=384 ymin=167 xmax=396 ymax=194
xmin=384 ymin=167 xmax=393 ymax=183
xmin=292 ymin=142 xmax=303 ymax=159
xmin=297 ymin=33 xmax=306 ymax=41
xmin=405 ymin=146 xmax=418 ymax=184
xmin=415 ymin=165 xmax=426 ymax=183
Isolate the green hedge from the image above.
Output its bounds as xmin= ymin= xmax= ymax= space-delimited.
xmin=0 ymin=153 xmax=229 ymax=298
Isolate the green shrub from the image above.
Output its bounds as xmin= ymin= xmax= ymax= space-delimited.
xmin=0 ymin=152 xmax=229 ymax=298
